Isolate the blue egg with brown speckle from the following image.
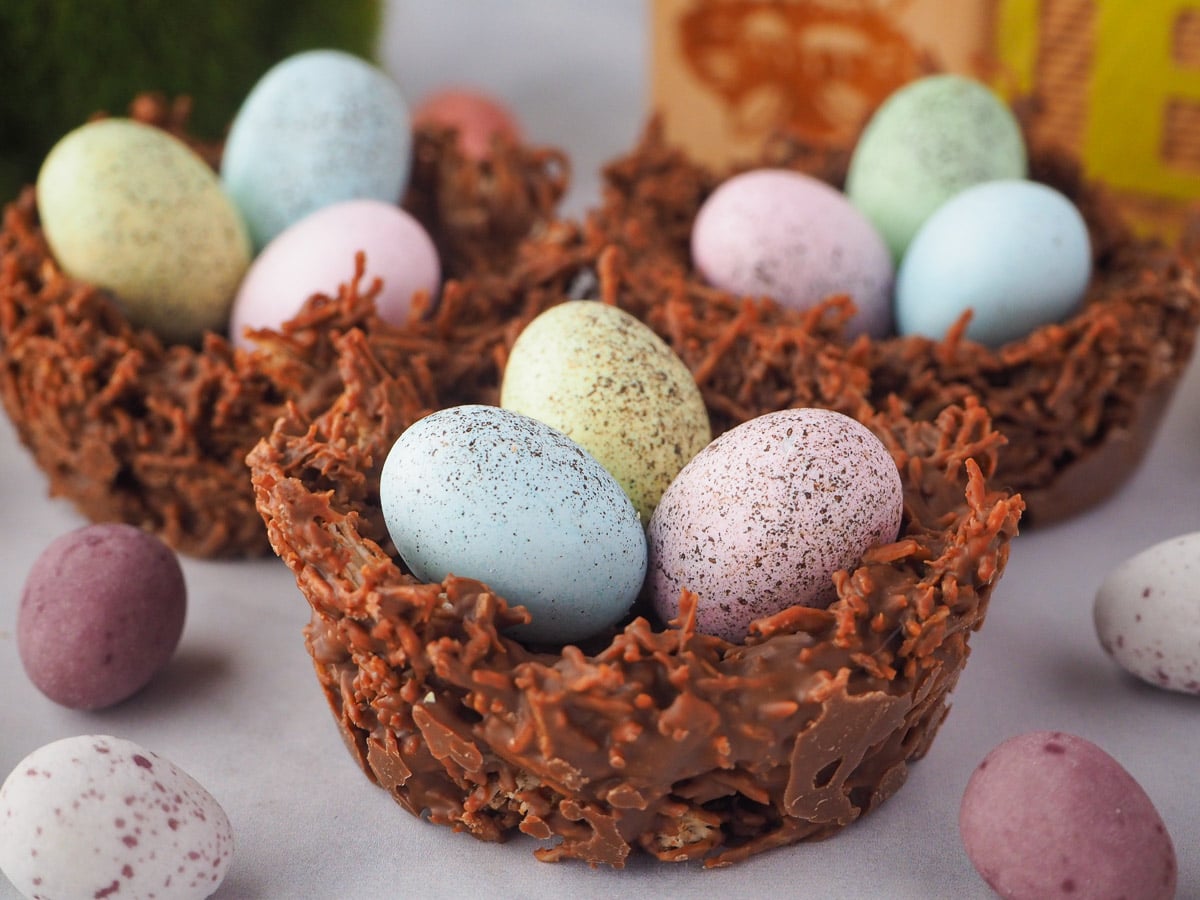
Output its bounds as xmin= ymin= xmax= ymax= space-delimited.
xmin=221 ymin=49 xmax=412 ymax=250
xmin=379 ymin=405 xmax=647 ymax=645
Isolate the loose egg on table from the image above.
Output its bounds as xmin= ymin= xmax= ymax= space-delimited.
xmin=36 ymin=118 xmax=251 ymax=345
xmin=379 ymin=405 xmax=647 ymax=645
xmin=412 ymin=87 xmax=523 ymax=160
xmin=691 ymin=168 xmax=894 ymax=338
xmin=647 ymin=407 xmax=904 ymax=642
xmin=959 ymin=731 xmax=1177 ymax=899
xmin=221 ymin=49 xmax=412 ymax=250
xmin=1094 ymin=531 xmax=1200 ymax=695
xmin=0 ymin=734 xmax=234 ymax=900
xmin=500 ymin=300 xmax=711 ymax=522
xmin=229 ymin=198 xmax=440 ymax=349
xmin=18 ymin=523 xmax=187 ymax=710
xmin=893 ymin=179 xmax=1092 ymax=347
xmin=845 ymin=73 xmax=1027 ymax=260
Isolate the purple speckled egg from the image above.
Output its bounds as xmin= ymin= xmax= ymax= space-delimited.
xmin=18 ymin=523 xmax=187 ymax=710
xmin=960 ymin=731 xmax=1177 ymax=900
xmin=647 ymin=408 xmax=903 ymax=642
xmin=691 ymin=168 xmax=894 ymax=338
xmin=0 ymin=734 xmax=233 ymax=900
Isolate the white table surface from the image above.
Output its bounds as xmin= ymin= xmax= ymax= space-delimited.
xmin=3 ymin=3 xmax=1198 ymax=897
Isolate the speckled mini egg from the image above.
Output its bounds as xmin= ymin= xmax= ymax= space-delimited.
xmin=412 ymin=87 xmax=522 ymax=160
xmin=647 ymin=407 xmax=903 ymax=642
xmin=36 ymin=118 xmax=251 ymax=344
xmin=221 ymin=49 xmax=412 ymax=250
xmin=1094 ymin=531 xmax=1200 ymax=695
xmin=959 ymin=731 xmax=1177 ymax=900
xmin=380 ymin=404 xmax=647 ymax=645
xmin=691 ymin=168 xmax=893 ymax=338
xmin=894 ymin=179 xmax=1092 ymax=347
xmin=229 ymin=198 xmax=439 ymax=350
xmin=846 ymin=73 xmax=1027 ymax=260
xmin=0 ymin=734 xmax=234 ymax=900
xmin=500 ymin=300 xmax=711 ymax=522
xmin=18 ymin=523 xmax=187 ymax=710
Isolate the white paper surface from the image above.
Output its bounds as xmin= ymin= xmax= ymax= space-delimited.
xmin=2 ymin=3 xmax=1198 ymax=897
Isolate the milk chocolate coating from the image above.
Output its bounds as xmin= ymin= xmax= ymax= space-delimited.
xmin=590 ymin=122 xmax=1200 ymax=525
xmin=0 ymin=94 xmax=567 ymax=557
xmin=247 ymin=232 xmax=1023 ymax=866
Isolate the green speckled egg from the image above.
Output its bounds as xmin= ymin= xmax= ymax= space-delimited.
xmin=36 ymin=119 xmax=251 ymax=344
xmin=500 ymin=301 xmax=712 ymax=523
xmin=845 ymin=74 xmax=1027 ymax=260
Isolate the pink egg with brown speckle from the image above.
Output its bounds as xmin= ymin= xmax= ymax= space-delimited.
xmin=691 ymin=168 xmax=894 ymax=338
xmin=647 ymin=408 xmax=903 ymax=642
xmin=0 ymin=735 xmax=233 ymax=900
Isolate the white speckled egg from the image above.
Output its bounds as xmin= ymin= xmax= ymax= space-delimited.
xmin=36 ymin=118 xmax=251 ymax=344
xmin=648 ymin=407 xmax=903 ymax=642
xmin=229 ymin=198 xmax=439 ymax=350
xmin=500 ymin=300 xmax=711 ymax=522
xmin=894 ymin=179 xmax=1091 ymax=347
xmin=221 ymin=49 xmax=412 ymax=250
xmin=0 ymin=734 xmax=233 ymax=900
xmin=1094 ymin=531 xmax=1200 ymax=695
xmin=691 ymin=169 xmax=893 ymax=338
xmin=380 ymin=405 xmax=647 ymax=645
xmin=846 ymin=73 xmax=1027 ymax=259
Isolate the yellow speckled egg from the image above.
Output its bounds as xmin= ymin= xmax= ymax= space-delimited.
xmin=501 ymin=300 xmax=711 ymax=523
xmin=36 ymin=119 xmax=251 ymax=344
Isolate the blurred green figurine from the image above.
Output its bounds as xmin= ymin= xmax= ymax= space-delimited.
xmin=0 ymin=0 xmax=382 ymax=199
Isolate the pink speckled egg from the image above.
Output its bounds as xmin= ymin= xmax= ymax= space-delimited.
xmin=19 ymin=523 xmax=186 ymax=711
xmin=647 ymin=408 xmax=903 ymax=642
xmin=229 ymin=198 xmax=439 ymax=351
xmin=691 ymin=168 xmax=894 ymax=338
xmin=959 ymin=731 xmax=1177 ymax=899
xmin=0 ymin=734 xmax=234 ymax=900
xmin=412 ymin=88 xmax=522 ymax=160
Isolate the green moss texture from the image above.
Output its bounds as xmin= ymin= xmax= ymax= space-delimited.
xmin=0 ymin=0 xmax=382 ymax=200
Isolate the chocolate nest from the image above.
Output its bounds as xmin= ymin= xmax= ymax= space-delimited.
xmin=589 ymin=123 xmax=1200 ymax=525
xmin=247 ymin=207 xmax=1024 ymax=866
xmin=0 ymin=94 xmax=567 ymax=557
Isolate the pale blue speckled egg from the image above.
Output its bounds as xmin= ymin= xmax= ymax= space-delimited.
xmin=691 ymin=169 xmax=894 ymax=339
xmin=380 ymin=405 xmax=647 ymax=645
xmin=221 ymin=49 xmax=412 ymax=250
xmin=895 ymin=179 xmax=1091 ymax=347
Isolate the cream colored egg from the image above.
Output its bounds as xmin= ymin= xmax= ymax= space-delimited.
xmin=501 ymin=301 xmax=711 ymax=522
xmin=37 ymin=118 xmax=251 ymax=344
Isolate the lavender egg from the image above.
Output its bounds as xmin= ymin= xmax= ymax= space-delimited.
xmin=648 ymin=407 xmax=903 ymax=642
xmin=960 ymin=731 xmax=1176 ymax=899
xmin=18 ymin=523 xmax=187 ymax=710
xmin=0 ymin=735 xmax=234 ymax=900
xmin=691 ymin=168 xmax=894 ymax=338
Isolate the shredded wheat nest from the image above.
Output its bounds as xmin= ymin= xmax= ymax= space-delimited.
xmin=246 ymin=232 xmax=1023 ymax=867
xmin=589 ymin=122 xmax=1200 ymax=524
xmin=0 ymin=95 xmax=567 ymax=556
